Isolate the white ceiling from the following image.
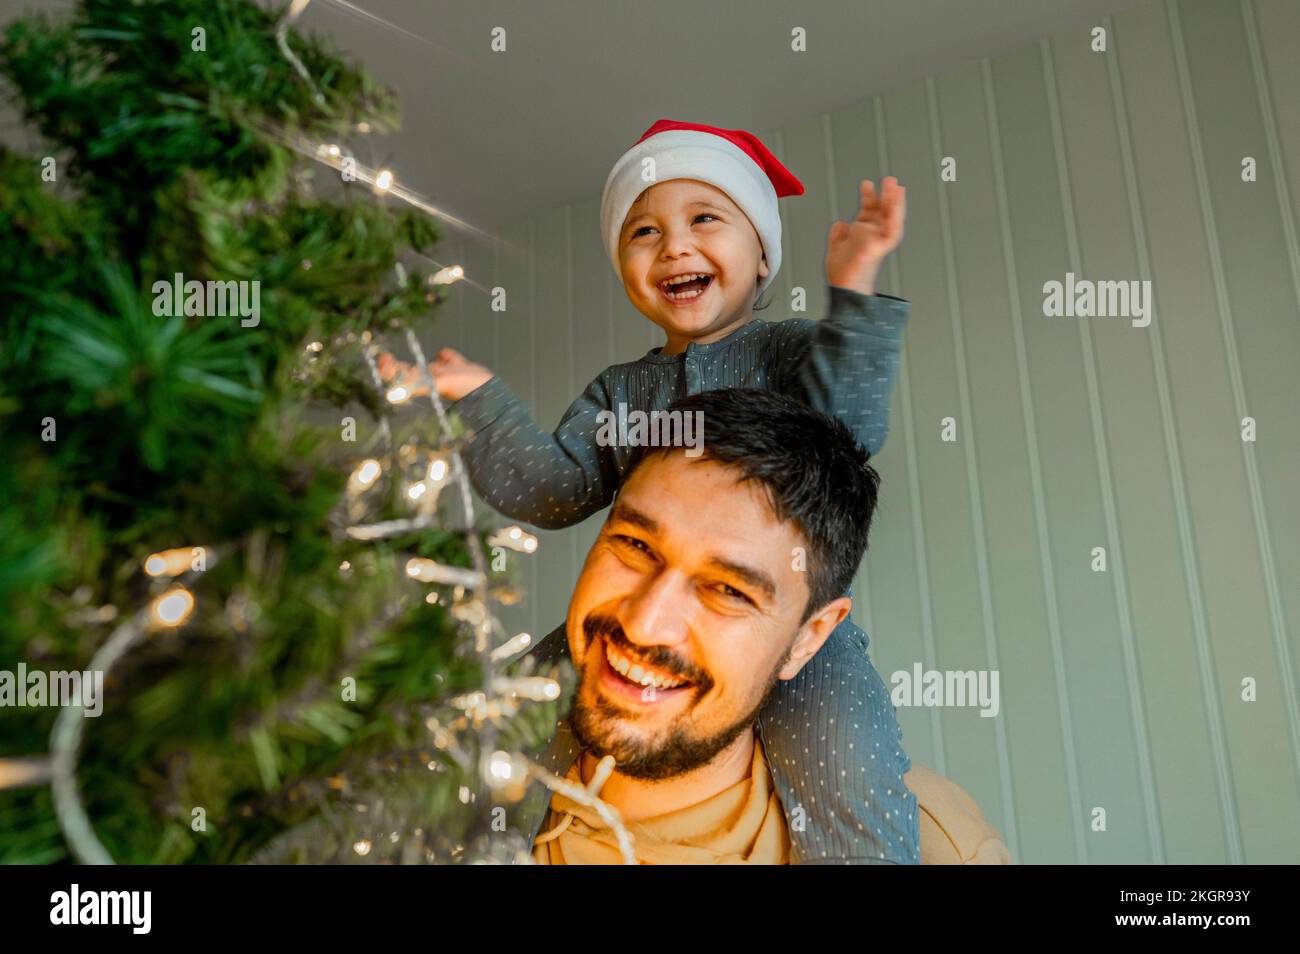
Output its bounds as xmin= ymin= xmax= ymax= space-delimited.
xmin=2 ymin=0 xmax=1147 ymax=241
xmin=301 ymin=0 xmax=1145 ymax=239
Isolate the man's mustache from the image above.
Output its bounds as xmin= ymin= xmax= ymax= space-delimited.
xmin=582 ymin=613 xmax=709 ymax=688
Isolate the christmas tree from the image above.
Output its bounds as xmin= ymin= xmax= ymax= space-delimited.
xmin=0 ymin=0 xmax=573 ymax=864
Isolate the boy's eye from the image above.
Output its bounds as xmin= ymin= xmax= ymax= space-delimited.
xmin=630 ymin=214 xmax=717 ymax=238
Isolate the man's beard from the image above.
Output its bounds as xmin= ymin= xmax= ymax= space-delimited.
xmin=568 ymin=613 xmax=789 ymax=781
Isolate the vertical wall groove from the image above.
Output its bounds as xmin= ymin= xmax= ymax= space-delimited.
xmin=981 ymin=57 xmax=1087 ymax=863
xmin=1242 ymin=0 xmax=1300 ymax=322
xmin=1240 ymin=0 xmax=1300 ymax=806
xmin=1040 ymin=36 xmax=1163 ymax=864
xmin=924 ymin=74 xmax=1020 ymax=858
xmin=563 ymin=206 xmax=578 ymax=596
xmin=1168 ymin=0 xmax=1291 ymax=862
xmin=1105 ymin=9 xmax=1232 ymax=863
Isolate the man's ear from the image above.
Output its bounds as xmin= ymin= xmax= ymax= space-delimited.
xmin=778 ymin=596 xmax=852 ymax=680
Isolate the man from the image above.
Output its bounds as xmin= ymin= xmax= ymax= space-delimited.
xmin=509 ymin=388 xmax=1009 ymax=864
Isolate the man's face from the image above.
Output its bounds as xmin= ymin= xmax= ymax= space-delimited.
xmin=617 ymin=179 xmax=769 ymax=345
xmin=564 ymin=451 xmax=826 ymax=781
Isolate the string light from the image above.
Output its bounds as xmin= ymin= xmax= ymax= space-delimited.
xmin=427 ymin=457 xmax=448 ymax=485
xmin=429 ymin=265 xmax=464 ymax=286
xmin=492 ymin=676 xmax=561 ymax=702
xmin=347 ymin=459 xmax=382 ymax=495
xmin=374 ymin=169 xmax=394 ymax=192
xmin=143 ymin=547 xmax=208 ymax=577
xmin=488 ymin=526 xmax=538 ymax=554
xmin=404 ymin=558 xmax=484 ymax=589
xmin=489 ymin=631 xmax=532 ymax=661
xmin=149 ymin=587 xmax=195 ymax=628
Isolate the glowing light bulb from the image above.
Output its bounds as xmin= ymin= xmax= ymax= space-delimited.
xmin=429 ymin=265 xmax=464 ymax=286
xmin=326 ymin=144 xmax=340 ymax=157
xmin=375 ymin=169 xmax=394 ymax=192
xmin=386 ymin=385 xmax=410 ymax=404
xmin=488 ymin=751 xmax=515 ymax=781
xmin=427 ymin=458 xmax=448 ymax=484
xmin=150 ymin=587 xmax=195 ymax=627
xmin=143 ymin=547 xmax=205 ymax=577
xmin=349 ymin=459 xmax=382 ymax=493
xmin=407 ymin=481 xmax=428 ymax=501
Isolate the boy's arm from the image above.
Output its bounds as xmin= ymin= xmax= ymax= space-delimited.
xmin=779 ymin=285 xmax=910 ymax=456
xmin=448 ymin=372 xmax=619 ymax=530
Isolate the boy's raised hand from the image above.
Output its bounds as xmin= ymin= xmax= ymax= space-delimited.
xmin=376 ymin=348 xmax=494 ymax=402
xmin=825 ymin=176 xmax=907 ymax=296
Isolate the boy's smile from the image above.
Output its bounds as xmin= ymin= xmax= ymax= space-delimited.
xmin=618 ymin=179 xmax=769 ymax=355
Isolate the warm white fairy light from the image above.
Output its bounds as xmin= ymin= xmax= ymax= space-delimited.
xmin=488 ymin=526 xmax=538 ymax=554
xmin=406 ymin=481 xmax=428 ymax=501
xmin=385 ymin=385 xmax=410 ymax=404
xmin=429 ymin=265 xmax=464 ymax=286
xmin=404 ymin=558 xmax=484 ymax=589
xmin=488 ymin=631 xmax=532 ymax=662
xmin=144 ymin=548 xmax=197 ymax=577
xmin=487 ymin=751 xmax=516 ymax=781
xmin=149 ymin=587 xmax=195 ymax=628
xmin=427 ymin=457 xmax=448 ymax=485
xmin=493 ymin=676 xmax=561 ymax=702
xmin=375 ymin=169 xmax=394 ymax=192
xmin=347 ymin=459 xmax=382 ymax=495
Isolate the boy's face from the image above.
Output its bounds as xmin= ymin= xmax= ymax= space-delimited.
xmin=617 ymin=179 xmax=770 ymax=349
xmin=563 ymin=451 xmax=832 ymax=780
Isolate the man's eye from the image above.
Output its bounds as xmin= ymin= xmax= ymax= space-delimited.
xmin=712 ymin=582 xmax=753 ymax=605
xmin=613 ymin=534 xmax=652 ymax=554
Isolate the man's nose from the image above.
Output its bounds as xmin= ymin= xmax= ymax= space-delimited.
xmin=617 ymin=570 xmax=691 ymax=650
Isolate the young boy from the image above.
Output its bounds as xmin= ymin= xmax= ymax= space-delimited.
xmin=382 ymin=119 xmax=917 ymax=862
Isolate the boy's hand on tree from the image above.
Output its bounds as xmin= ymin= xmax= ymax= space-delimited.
xmin=825 ymin=176 xmax=907 ymax=296
xmin=376 ymin=349 xmax=494 ymax=401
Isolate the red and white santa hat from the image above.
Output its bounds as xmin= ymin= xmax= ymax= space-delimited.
xmin=600 ymin=119 xmax=804 ymax=302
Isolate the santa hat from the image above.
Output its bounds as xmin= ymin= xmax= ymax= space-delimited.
xmin=600 ymin=119 xmax=804 ymax=302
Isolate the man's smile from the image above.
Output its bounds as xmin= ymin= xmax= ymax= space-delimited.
xmin=592 ymin=634 xmax=698 ymax=706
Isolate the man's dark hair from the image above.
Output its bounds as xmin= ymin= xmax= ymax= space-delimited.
xmin=622 ymin=388 xmax=880 ymax=624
